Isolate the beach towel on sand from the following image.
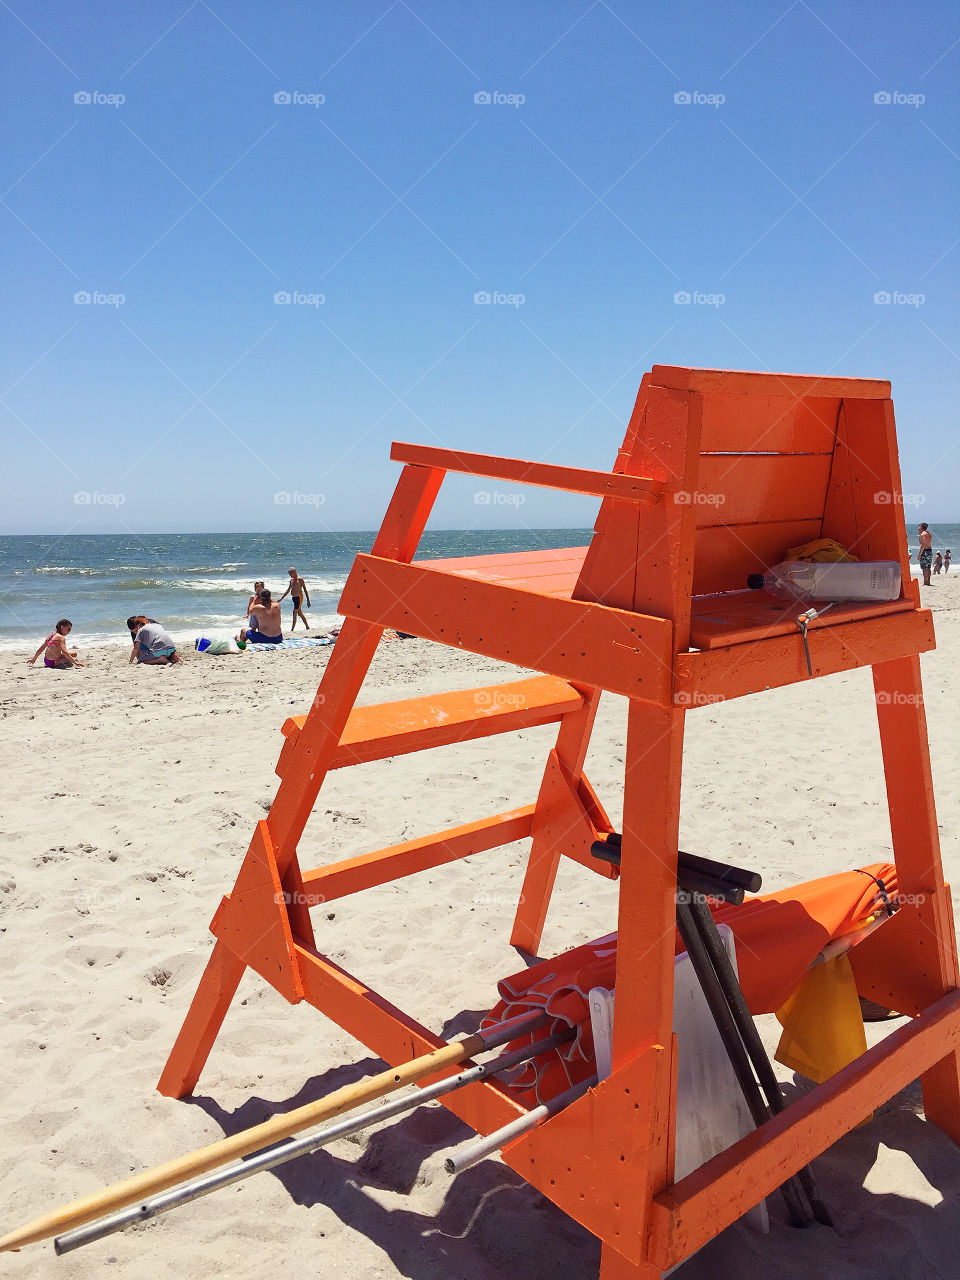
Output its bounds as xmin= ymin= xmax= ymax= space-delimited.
xmin=247 ymin=637 xmax=335 ymax=651
xmin=483 ymin=861 xmax=896 ymax=1106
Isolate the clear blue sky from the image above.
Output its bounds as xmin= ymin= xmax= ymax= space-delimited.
xmin=2 ymin=0 xmax=958 ymax=533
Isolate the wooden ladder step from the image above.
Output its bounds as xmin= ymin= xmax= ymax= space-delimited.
xmin=276 ymin=675 xmax=583 ymax=777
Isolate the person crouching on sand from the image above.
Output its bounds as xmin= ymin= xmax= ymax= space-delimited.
xmin=128 ymin=616 xmax=182 ymax=665
xmin=28 ymin=619 xmax=83 ymax=669
xmin=278 ymin=567 xmax=311 ymax=630
xmin=238 ymin=589 xmax=283 ymax=645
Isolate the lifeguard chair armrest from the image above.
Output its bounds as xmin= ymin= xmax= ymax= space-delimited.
xmin=390 ymin=441 xmax=669 ymax=504
xmin=649 ymin=365 xmax=891 ymax=399
xmin=676 ymin=607 xmax=935 ymax=704
xmin=339 ymin=555 xmax=675 ymax=704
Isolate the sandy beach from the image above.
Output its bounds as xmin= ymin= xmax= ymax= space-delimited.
xmin=3 ymin=577 xmax=960 ymax=1280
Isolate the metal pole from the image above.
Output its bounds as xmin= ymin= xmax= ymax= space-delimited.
xmin=444 ymin=1074 xmax=597 ymax=1175
xmin=55 ymin=1027 xmax=573 ymax=1256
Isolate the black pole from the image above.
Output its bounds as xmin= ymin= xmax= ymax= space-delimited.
xmin=686 ymin=895 xmax=833 ymax=1228
xmin=675 ymin=895 xmax=810 ymax=1228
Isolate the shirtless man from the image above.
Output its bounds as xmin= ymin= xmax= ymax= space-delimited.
xmin=918 ymin=523 xmax=933 ymax=586
xmin=238 ymin=588 xmax=283 ymax=645
xmin=278 ymin=566 xmax=311 ymax=631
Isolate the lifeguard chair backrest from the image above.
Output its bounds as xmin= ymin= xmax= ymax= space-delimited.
xmin=574 ymin=366 xmax=912 ymax=643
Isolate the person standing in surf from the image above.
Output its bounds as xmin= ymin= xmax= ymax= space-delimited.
xmin=278 ymin=567 xmax=311 ymax=631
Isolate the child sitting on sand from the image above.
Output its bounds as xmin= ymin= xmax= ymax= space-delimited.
xmin=128 ymin=616 xmax=182 ymax=665
xmin=28 ymin=619 xmax=83 ymax=669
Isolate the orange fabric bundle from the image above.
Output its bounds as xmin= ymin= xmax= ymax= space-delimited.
xmin=484 ymin=862 xmax=897 ymax=1106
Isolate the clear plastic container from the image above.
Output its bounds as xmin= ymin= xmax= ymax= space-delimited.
xmin=746 ymin=560 xmax=902 ymax=603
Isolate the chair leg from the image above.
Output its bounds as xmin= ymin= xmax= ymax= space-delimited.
xmin=157 ymin=941 xmax=247 ymax=1098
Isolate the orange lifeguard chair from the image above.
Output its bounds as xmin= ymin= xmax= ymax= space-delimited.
xmin=160 ymin=365 xmax=960 ymax=1276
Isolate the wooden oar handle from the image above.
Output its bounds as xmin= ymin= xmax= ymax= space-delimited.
xmin=0 ymin=1034 xmax=481 ymax=1253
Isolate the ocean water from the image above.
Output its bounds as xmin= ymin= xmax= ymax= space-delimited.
xmin=0 ymin=530 xmax=593 ymax=651
xmin=2 ymin=525 xmax=957 ymax=652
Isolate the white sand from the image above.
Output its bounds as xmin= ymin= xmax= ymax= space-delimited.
xmin=2 ymin=579 xmax=960 ymax=1279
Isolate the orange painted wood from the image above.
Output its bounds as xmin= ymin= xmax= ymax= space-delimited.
xmin=157 ymin=941 xmax=247 ymax=1099
xmin=339 ymin=555 xmax=675 ymax=704
xmin=295 ymin=944 xmax=526 ymax=1136
xmin=298 ymin=806 xmax=537 ymax=904
xmin=647 ymin=989 xmax=960 ymax=1270
xmin=691 ymin=518 xmax=824 ymax=594
xmin=512 ymin=686 xmax=606 ymax=952
xmin=651 ymin=364 xmax=891 ymax=399
xmin=676 ymin=608 xmax=935 ymax=702
xmin=501 ymin=1042 xmax=668 ymax=1264
xmin=209 ymin=821 xmax=304 ymax=1003
xmin=277 ymin=676 xmax=582 ymax=775
xmin=689 ymin=594 xmax=914 ymax=649
xmin=693 ymin=453 xmax=833 ymax=527
xmin=391 ymin=441 xmax=668 ymax=503
xmin=697 ymin=392 xmax=840 ymax=453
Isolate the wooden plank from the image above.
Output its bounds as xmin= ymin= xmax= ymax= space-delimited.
xmin=278 ymin=676 xmax=582 ymax=774
xmin=698 ymin=394 xmax=840 ymax=453
xmin=692 ymin=519 xmax=823 ymax=595
xmin=651 ymin=365 xmax=891 ymax=400
xmin=677 ymin=608 xmax=935 ymax=702
xmin=298 ymin=806 xmax=536 ymax=903
xmin=418 ymin=547 xmax=589 ymax=599
xmin=391 ymin=441 xmax=668 ymax=503
xmin=689 ymin=594 xmax=915 ymax=649
xmin=693 ymin=454 xmax=833 ymax=527
xmin=295 ymin=945 xmax=527 ymax=1136
xmin=647 ymin=989 xmax=960 ymax=1270
xmin=339 ymin=555 xmax=675 ymax=704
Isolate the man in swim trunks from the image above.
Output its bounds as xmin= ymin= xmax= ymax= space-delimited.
xmin=278 ymin=566 xmax=311 ymax=631
xmin=918 ymin=523 xmax=933 ymax=586
xmin=129 ymin=617 xmax=182 ymax=664
xmin=238 ymin=589 xmax=283 ymax=645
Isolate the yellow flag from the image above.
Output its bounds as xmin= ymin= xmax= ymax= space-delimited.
xmin=774 ymin=953 xmax=867 ymax=1084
